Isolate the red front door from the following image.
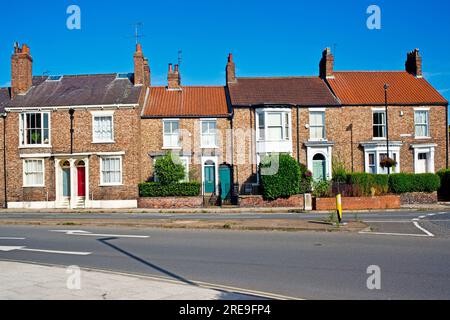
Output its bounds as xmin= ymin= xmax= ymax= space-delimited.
xmin=77 ymin=166 xmax=86 ymax=197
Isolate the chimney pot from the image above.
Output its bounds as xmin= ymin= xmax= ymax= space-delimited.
xmin=11 ymin=42 xmax=33 ymax=97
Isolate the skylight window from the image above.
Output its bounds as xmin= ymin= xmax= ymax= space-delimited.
xmin=47 ymin=75 xmax=62 ymax=81
xmin=116 ymin=73 xmax=132 ymax=80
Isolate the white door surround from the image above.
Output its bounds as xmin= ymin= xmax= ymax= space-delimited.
xmin=55 ymin=157 xmax=90 ymax=209
xmin=411 ymin=144 xmax=436 ymax=174
xmin=305 ymin=141 xmax=334 ymax=181
xmin=201 ymin=156 xmax=219 ymax=195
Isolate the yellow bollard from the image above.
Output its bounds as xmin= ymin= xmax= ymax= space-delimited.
xmin=336 ymin=194 xmax=343 ymax=223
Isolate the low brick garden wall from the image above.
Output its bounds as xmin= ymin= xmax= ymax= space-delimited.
xmin=138 ymin=197 xmax=203 ymax=209
xmin=314 ymin=195 xmax=401 ymax=211
xmin=400 ymin=192 xmax=438 ymax=205
xmin=239 ymin=195 xmax=304 ymax=208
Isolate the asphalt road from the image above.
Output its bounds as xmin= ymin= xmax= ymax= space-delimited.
xmin=1 ymin=210 xmax=449 ymax=300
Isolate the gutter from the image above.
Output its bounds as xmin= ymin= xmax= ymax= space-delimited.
xmin=1 ymin=112 xmax=7 ymax=208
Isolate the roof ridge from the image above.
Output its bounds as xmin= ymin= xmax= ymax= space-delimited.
xmin=334 ymin=70 xmax=407 ymax=73
xmin=237 ymin=76 xmax=319 ymax=79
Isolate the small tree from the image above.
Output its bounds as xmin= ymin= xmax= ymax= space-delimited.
xmin=260 ymin=154 xmax=301 ymax=200
xmin=154 ymin=152 xmax=186 ymax=185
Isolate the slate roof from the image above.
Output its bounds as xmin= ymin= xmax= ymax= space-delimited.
xmin=5 ymin=74 xmax=142 ymax=108
xmin=0 ymin=88 xmax=11 ymax=112
xmin=142 ymin=86 xmax=230 ymax=118
xmin=227 ymin=77 xmax=340 ymax=107
xmin=327 ymin=71 xmax=448 ymax=106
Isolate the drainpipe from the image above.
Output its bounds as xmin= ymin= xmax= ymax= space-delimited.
xmin=296 ymin=105 xmax=300 ymax=163
xmin=2 ymin=113 xmax=7 ymax=208
xmin=446 ymin=103 xmax=449 ymax=169
xmin=69 ymin=109 xmax=75 ymax=154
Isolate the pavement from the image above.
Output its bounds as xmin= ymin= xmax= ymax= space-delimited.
xmin=0 ymin=261 xmax=254 ymax=300
xmin=1 ymin=209 xmax=449 ymax=300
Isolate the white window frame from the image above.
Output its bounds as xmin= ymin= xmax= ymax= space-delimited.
xmin=91 ymin=111 xmax=115 ymax=143
xmin=372 ymin=109 xmax=386 ymax=140
xmin=99 ymin=156 xmax=123 ymax=186
xmin=414 ymin=108 xmax=430 ymax=139
xmin=309 ymin=110 xmax=326 ymax=141
xmin=23 ymin=159 xmax=45 ymax=187
xmin=200 ymin=119 xmax=218 ymax=148
xmin=256 ymin=110 xmax=291 ymax=142
xmin=19 ymin=112 xmax=51 ymax=148
xmin=162 ymin=119 xmax=181 ymax=149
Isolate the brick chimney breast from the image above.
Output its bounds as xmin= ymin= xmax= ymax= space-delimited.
xmin=319 ymin=48 xmax=334 ymax=79
xmin=11 ymin=43 xmax=33 ymax=97
xmin=406 ymin=48 xmax=423 ymax=78
xmin=226 ymin=53 xmax=237 ymax=84
xmin=167 ymin=63 xmax=181 ymax=90
xmin=134 ymin=43 xmax=147 ymax=86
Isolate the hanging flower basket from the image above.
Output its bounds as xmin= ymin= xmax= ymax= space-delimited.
xmin=380 ymin=157 xmax=397 ymax=169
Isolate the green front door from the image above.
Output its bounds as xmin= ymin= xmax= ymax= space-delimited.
xmin=204 ymin=164 xmax=216 ymax=193
xmin=219 ymin=165 xmax=231 ymax=200
xmin=312 ymin=154 xmax=326 ymax=181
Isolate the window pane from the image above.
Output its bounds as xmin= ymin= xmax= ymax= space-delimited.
xmin=267 ymin=113 xmax=282 ymax=126
xmin=268 ymin=127 xmax=282 ymax=140
xmin=310 ymin=112 xmax=324 ymax=126
xmin=311 ymin=127 xmax=324 ymax=140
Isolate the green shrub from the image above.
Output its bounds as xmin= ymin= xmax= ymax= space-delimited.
xmin=299 ymin=163 xmax=313 ymax=194
xmin=388 ymin=173 xmax=440 ymax=194
xmin=332 ymin=156 xmax=347 ymax=183
xmin=154 ymin=152 xmax=186 ymax=185
xmin=346 ymin=173 xmax=389 ymax=196
xmin=437 ymin=169 xmax=450 ymax=200
xmin=312 ymin=180 xmax=332 ymax=198
xmin=139 ymin=182 xmax=201 ymax=197
xmin=260 ymin=154 xmax=301 ymax=200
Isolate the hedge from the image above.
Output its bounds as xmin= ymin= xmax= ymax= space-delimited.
xmin=437 ymin=169 xmax=450 ymax=200
xmin=139 ymin=182 xmax=201 ymax=197
xmin=388 ymin=173 xmax=441 ymax=194
xmin=346 ymin=173 xmax=389 ymax=196
xmin=260 ymin=154 xmax=301 ymax=201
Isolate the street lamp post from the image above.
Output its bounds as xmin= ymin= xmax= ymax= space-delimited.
xmin=384 ymin=84 xmax=390 ymax=175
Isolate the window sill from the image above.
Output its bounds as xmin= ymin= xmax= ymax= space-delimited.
xmin=201 ymin=145 xmax=219 ymax=149
xmin=99 ymin=183 xmax=123 ymax=187
xmin=415 ymin=136 xmax=431 ymax=140
xmin=308 ymin=139 xmax=328 ymax=142
xmin=19 ymin=145 xmax=52 ymax=149
xmin=257 ymin=140 xmax=291 ymax=143
xmin=372 ymin=137 xmax=387 ymax=141
xmin=162 ymin=146 xmax=182 ymax=150
xmin=23 ymin=185 xmax=45 ymax=188
xmin=92 ymin=141 xmax=115 ymax=144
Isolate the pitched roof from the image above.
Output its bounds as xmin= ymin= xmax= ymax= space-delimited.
xmin=327 ymin=71 xmax=448 ymax=105
xmin=6 ymin=74 xmax=142 ymax=108
xmin=142 ymin=86 xmax=230 ymax=118
xmin=228 ymin=77 xmax=339 ymax=107
xmin=0 ymin=88 xmax=11 ymax=112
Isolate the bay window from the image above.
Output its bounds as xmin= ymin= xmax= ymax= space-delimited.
xmin=257 ymin=110 xmax=291 ymax=141
xmin=20 ymin=112 xmax=50 ymax=146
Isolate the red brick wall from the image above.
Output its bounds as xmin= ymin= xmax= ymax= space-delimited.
xmin=239 ymin=195 xmax=304 ymax=208
xmin=138 ymin=196 xmax=203 ymax=209
xmin=314 ymin=195 xmax=401 ymax=211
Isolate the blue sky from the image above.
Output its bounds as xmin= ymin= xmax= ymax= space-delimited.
xmin=0 ymin=0 xmax=449 ymax=112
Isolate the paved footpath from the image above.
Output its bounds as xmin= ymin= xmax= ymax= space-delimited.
xmin=0 ymin=261 xmax=253 ymax=300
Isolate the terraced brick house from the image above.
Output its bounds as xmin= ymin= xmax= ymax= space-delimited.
xmin=0 ymin=43 xmax=148 ymax=209
xmin=226 ymin=49 xmax=448 ymax=192
xmin=140 ymin=63 xmax=233 ymax=201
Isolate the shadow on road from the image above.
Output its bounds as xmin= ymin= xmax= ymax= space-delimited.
xmin=97 ymin=237 xmax=198 ymax=286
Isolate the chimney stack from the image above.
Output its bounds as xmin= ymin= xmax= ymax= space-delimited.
xmin=11 ymin=42 xmax=33 ymax=97
xmin=405 ymin=48 xmax=422 ymax=78
xmin=319 ymin=48 xmax=334 ymax=79
xmin=134 ymin=43 xmax=150 ymax=86
xmin=226 ymin=53 xmax=237 ymax=84
xmin=168 ymin=63 xmax=181 ymax=89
